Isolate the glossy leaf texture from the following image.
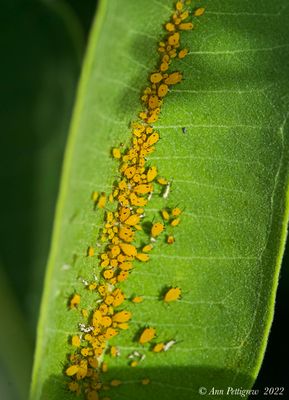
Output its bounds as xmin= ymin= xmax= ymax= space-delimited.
xmin=30 ymin=1 xmax=289 ymax=399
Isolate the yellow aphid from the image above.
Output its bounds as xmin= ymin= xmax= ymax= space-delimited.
xmin=118 ymin=322 xmax=129 ymax=330
xmin=82 ymin=309 xmax=89 ymax=318
xmin=136 ymin=208 xmax=144 ymax=214
xmin=164 ymin=287 xmax=182 ymax=302
xmin=164 ymin=72 xmax=183 ymax=85
xmin=91 ymin=191 xmax=99 ymax=202
xmin=160 ymin=62 xmax=169 ymax=72
xmin=168 ymin=32 xmax=180 ymax=46
xmin=150 ymin=72 xmax=163 ymax=83
xmin=142 ymin=244 xmax=153 ymax=253
xmin=158 ymin=84 xmax=169 ymax=98
xmin=157 ymin=177 xmax=168 ymax=186
xmin=178 ymin=48 xmax=189 ymax=59
xmin=77 ymin=360 xmax=88 ymax=379
xmin=130 ymin=360 xmax=138 ymax=367
xmin=98 ymin=285 xmax=107 ymax=296
xmin=105 ymin=328 xmax=118 ymax=339
xmin=69 ymin=294 xmax=80 ymax=309
xmin=101 ymin=259 xmax=109 ymax=267
xmin=97 ymin=192 xmax=106 ymax=208
xmin=110 ymin=379 xmax=122 ymax=387
xmin=88 ymin=357 xmax=98 ymax=369
xmin=103 ymin=269 xmax=114 ymax=280
xmin=151 ymin=222 xmax=164 ymax=237
xmin=105 ymin=295 xmax=114 ymax=305
xmin=167 ymin=235 xmax=175 ymax=244
xmin=93 ymin=310 xmax=103 ymax=326
xmin=112 ymin=148 xmax=121 ymax=159
xmin=125 ymin=214 xmax=140 ymax=226
xmin=111 ymin=245 xmax=121 ymax=257
xmin=87 ymin=391 xmax=99 ymax=400
xmin=104 ymin=327 xmax=118 ymax=339
xmin=87 ymin=246 xmax=94 ymax=257
xmin=110 ymin=346 xmax=119 ymax=357
xmin=113 ymin=292 xmax=125 ymax=307
xmin=147 ymin=166 xmax=158 ymax=182
xmin=146 ymin=132 xmax=159 ymax=146
xmin=117 ymin=270 xmax=129 ymax=282
xmin=153 ymin=343 xmax=164 ymax=353
xmin=194 ymin=7 xmax=205 ymax=16
xmin=136 ymin=253 xmax=150 ymax=262
xmin=120 ymin=243 xmax=137 ymax=257
xmin=165 ymin=22 xmax=175 ymax=32
xmin=179 ymin=22 xmax=194 ymax=30
xmin=71 ymin=336 xmax=81 ymax=347
xmin=81 ymin=347 xmax=91 ymax=357
xmin=124 ymin=166 xmax=136 ymax=179
xmin=112 ymin=310 xmax=132 ymax=323
xmin=180 ymin=10 xmax=189 ymax=20
xmin=134 ymin=184 xmax=152 ymax=195
xmin=102 ymin=362 xmax=108 ymax=373
xmin=161 ymin=209 xmax=170 ymax=220
xmin=132 ymin=296 xmax=143 ymax=303
xmin=101 ymin=316 xmax=112 ymax=327
xmin=119 ymin=207 xmax=131 ymax=222
xmin=139 ymin=327 xmax=156 ymax=344
xmin=141 ymin=378 xmax=150 ymax=385
xmin=118 ymin=261 xmax=133 ymax=271
xmin=66 ymin=365 xmax=78 ymax=376
xmin=148 ymin=95 xmax=160 ymax=109
xmin=119 ymin=226 xmax=134 ymax=242
xmin=176 ymin=0 xmax=183 ymax=11
xmin=171 ymin=218 xmax=180 ymax=227
xmin=109 ymin=193 xmax=114 ymax=203
xmin=172 ymin=207 xmax=182 ymax=216
xmin=68 ymin=381 xmax=80 ymax=394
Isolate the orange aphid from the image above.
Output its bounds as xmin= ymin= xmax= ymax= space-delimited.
xmin=120 ymin=243 xmax=137 ymax=257
xmin=164 ymin=287 xmax=182 ymax=302
xmin=87 ymin=246 xmax=94 ymax=257
xmin=164 ymin=72 xmax=183 ymax=85
xmin=171 ymin=218 xmax=180 ymax=227
xmin=139 ymin=327 xmax=156 ymax=344
xmin=147 ymin=166 xmax=158 ymax=182
xmin=142 ymin=244 xmax=153 ymax=253
xmin=112 ymin=148 xmax=121 ymax=159
xmin=136 ymin=253 xmax=150 ymax=262
xmin=194 ymin=7 xmax=205 ymax=17
xmin=119 ymin=207 xmax=131 ymax=222
xmin=134 ymin=184 xmax=153 ymax=195
xmin=150 ymin=72 xmax=163 ymax=83
xmin=66 ymin=365 xmax=79 ymax=376
xmin=125 ymin=214 xmax=140 ymax=226
xmin=71 ymin=336 xmax=81 ymax=347
xmin=152 ymin=342 xmax=164 ymax=353
xmin=158 ymin=84 xmax=169 ymax=98
xmin=179 ymin=22 xmax=194 ymax=30
xmin=132 ymin=296 xmax=143 ymax=303
xmin=146 ymin=132 xmax=159 ymax=147
xmin=178 ymin=48 xmax=189 ymax=59
xmin=112 ymin=311 xmax=132 ymax=323
xmin=168 ymin=32 xmax=180 ymax=46
xmin=167 ymin=235 xmax=175 ymax=244
xmin=151 ymin=222 xmax=164 ymax=237
xmin=69 ymin=294 xmax=80 ymax=309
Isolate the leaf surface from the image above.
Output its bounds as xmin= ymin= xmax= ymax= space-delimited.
xmin=30 ymin=1 xmax=289 ymax=399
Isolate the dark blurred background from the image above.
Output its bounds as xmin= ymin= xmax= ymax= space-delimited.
xmin=0 ymin=1 xmax=287 ymax=399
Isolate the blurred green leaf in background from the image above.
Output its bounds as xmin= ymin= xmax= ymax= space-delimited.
xmin=0 ymin=0 xmax=96 ymax=398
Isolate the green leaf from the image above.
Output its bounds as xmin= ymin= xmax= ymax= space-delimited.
xmin=30 ymin=1 xmax=289 ymax=399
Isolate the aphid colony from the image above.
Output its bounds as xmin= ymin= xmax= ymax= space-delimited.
xmin=65 ymin=2 xmax=204 ymax=399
